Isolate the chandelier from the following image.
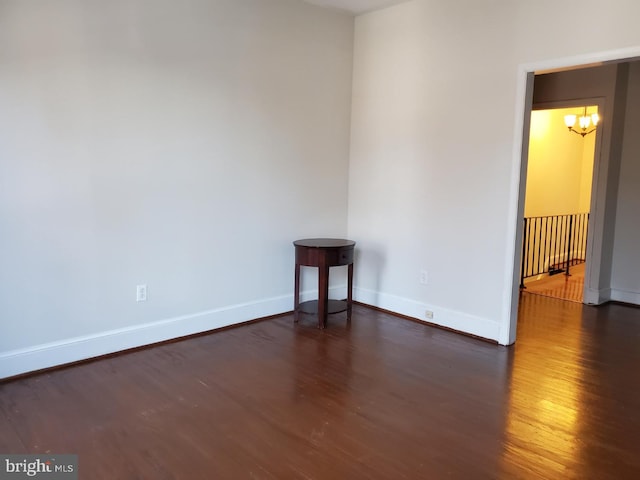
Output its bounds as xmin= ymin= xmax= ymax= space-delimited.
xmin=564 ymin=107 xmax=599 ymax=137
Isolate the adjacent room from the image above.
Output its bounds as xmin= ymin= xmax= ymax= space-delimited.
xmin=1 ymin=0 xmax=639 ymax=478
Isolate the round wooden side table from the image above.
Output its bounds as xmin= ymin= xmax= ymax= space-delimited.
xmin=293 ymin=238 xmax=356 ymax=329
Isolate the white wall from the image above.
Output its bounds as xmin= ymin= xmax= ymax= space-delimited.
xmin=348 ymin=0 xmax=518 ymax=340
xmin=348 ymin=0 xmax=640 ymax=342
xmin=580 ymin=132 xmax=596 ymax=213
xmin=0 ymin=0 xmax=354 ymax=378
xmin=611 ymin=61 xmax=640 ymax=304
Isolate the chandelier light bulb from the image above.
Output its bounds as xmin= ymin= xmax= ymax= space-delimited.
xmin=564 ymin=114 xmax=577 ymax=128
xmin=579 ymin=115 xmax=591 ymax=129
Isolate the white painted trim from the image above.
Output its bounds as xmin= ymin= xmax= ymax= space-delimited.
xmin=500 ymin=67 xmax=531 ymax=346
xmin=522 ymin=46 xmax=640 ymax=74
xmin=503 ymin=44 xmax=640 ymax=346
xmin=610 ymin=288 xmax=640 ymax=305
xmin=584 ymin=287 xmax=612 ymax=305
xmin=354 ymin=287 xmax=500 ymax=342
xmin=0 ymin=287 xmax=344 ymax=380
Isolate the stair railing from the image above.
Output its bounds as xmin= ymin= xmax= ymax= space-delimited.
xmin=520 ymin=213 xmax=589 ymax=288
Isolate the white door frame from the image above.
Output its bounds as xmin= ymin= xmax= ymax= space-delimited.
xmin=500 ymin=46 xmax=640 ymax=346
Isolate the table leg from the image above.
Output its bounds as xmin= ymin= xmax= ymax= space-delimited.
xmin=318 ymin=262 xmax=329 ymax=329
xmin=294 ymin=263 xmax=300 ymax=323
xmin=347 ymin=262 xmax=353 ymax=321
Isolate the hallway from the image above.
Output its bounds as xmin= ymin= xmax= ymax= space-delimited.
xmin=522 ymin=263 xmax=585 ymax=303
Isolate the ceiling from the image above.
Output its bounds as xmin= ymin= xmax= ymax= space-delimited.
xmin=302 ymin=0 xmax=409 ymax=15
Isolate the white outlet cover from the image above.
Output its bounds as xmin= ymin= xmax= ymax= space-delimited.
xmin=136 ymin=284 xmax=147 ymax=302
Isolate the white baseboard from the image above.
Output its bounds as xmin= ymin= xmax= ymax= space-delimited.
xmin=1 ymin=286 xmax=499 ymax=379
xmin=584 ymin=287 xmax=612 ymax=305
xmin=354 ymin=287 xmax=501 ymax=342
xmin=0 ymin=287 xmax=344 ymax=380
xmin=610 ymin=288 xmax=640 ymax=305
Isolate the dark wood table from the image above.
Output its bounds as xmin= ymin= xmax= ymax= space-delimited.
xmin=293 ymin=238 xmax=356 ymax=329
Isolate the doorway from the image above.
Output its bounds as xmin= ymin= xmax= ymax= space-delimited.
xmin=502 ymin=55 xmax=640 ymax=346
xmin=519 ymin=106 xmax=598 ymax=303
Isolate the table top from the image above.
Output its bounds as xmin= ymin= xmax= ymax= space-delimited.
xmin=293 ymin=238 xmax=356 ymax=248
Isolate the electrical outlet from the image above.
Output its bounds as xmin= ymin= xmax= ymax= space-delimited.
xmin=425 ymin=310 xmax=434 ymax=319
xmin=420 ymin=270 xmax=429 ymax=285
xmin=136 ymin=284 xmax=147 ymax=302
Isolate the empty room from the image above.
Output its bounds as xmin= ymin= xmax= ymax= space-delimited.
xmin=1 ymin=0 xmax=639 ymax=478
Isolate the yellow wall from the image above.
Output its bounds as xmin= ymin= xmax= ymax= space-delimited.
xmin=579 ymin=131 xmax=596 ymax=212
xmin=525 ymin=107 xmax=596 ymax=218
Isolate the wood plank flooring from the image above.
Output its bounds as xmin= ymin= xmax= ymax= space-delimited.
xmin=1 ymin=297 xmax=639 ymax=479
xmin=522 ymin=263 xmax=585 ymax=303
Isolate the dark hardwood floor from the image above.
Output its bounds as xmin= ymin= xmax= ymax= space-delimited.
xmin=1 ymin=296 xmax=639 ymax=479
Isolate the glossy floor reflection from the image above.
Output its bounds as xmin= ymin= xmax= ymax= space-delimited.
xmin=503 ymin=292 xmax=640 ymax=479
xmin=0 ymin=298 xmax=638 ymax=479
xmin=522 ymin=263 xmax=585 ymax=303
